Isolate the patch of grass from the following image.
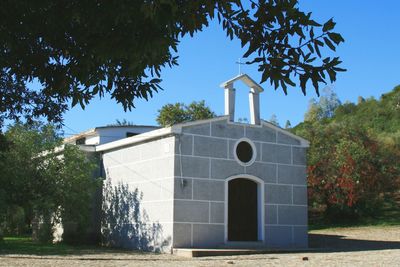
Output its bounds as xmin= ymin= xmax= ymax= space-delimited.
xmin=0 ymin=236 xmax=132 ymax=256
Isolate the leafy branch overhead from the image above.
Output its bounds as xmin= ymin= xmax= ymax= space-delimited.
xmin=0 ymin=0 xmax=345 ymax=126
xmin=218 ymin=0 xmax=345 ymax=95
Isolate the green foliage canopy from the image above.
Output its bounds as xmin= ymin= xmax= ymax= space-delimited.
xmin=156 ymin=100 xmax=216 ymax=127
xmin=0 ymin=123 xmax=100 ymax=242
xmin=0 ymin=123 xmax=61 ymax=216
xmin=334 ymin=86 xmax=400 ymax=138
xmin=304 ymin=86 xmax=341 ymax=122
xmin=0 ymin=0 xmax=345 ymax=127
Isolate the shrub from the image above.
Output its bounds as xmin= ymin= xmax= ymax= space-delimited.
xmin=302 ymin=122 xmax=399 ymax=222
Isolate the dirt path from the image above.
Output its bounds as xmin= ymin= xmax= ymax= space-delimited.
xmin=1 ymin=226 xmax=400 ymax=267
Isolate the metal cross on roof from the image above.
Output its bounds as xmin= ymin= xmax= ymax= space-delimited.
xmin=235 ymin=58 xmax=246 ymax=75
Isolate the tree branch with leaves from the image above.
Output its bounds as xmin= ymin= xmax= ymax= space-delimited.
xmin=0 ymin=0 xmax=345 ymax=128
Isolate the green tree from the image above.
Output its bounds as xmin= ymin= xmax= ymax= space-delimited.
xmin=285 ymin=120 xmax=292 ymax=129
xmin=186 ymin=101 xmax=216 ymax=122
xmin=57 ymin=145 xmax=101 ymax=244
xmin=304 ymin=99 xmax=322 ymax=122
xmin=0 ymin=0 xmax=345 ymax=128
xmin=156 ymin=100 xmax=215 ymax=127
xmin=0 ymin=123 xmax=61 ymax=239
xmin=0 ymin=123 xmax=61 ymax=228
xmin=304 ymin=87 xmax=341 ymax=122
xmin=269 ymin=114 xmax=279 ymax=126
xmin=0 ymin=123 xmax=100 ymax=243
xmin=334 ymin=86 xmax=400 ymax=136
xmin=319 ymin=87 xmax=341 ymax=118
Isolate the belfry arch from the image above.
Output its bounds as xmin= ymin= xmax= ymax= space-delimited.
xmin=220 ymin=74 xmax=264 ymax=125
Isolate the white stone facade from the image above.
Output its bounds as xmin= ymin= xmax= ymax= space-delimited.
xmin=172 ymin=117 xmax=308 ymax=248
xmin=100 ymin=116 xmax=309 ymax=251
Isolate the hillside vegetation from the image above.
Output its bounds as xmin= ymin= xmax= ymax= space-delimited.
xmin=334 ymin=86 xmax=400 ymax=142
xmin=292 ymin=86 xmax=400 ymax=224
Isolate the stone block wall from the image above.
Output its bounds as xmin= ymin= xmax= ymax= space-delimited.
xmin=102 ymin=136 xmax=175 ymax=251
xmin=173 ymin=118 xmax=308 ymax=248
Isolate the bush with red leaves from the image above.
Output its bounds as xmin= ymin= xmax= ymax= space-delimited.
xmin=300 ymin=122 xmax=399 ymax=222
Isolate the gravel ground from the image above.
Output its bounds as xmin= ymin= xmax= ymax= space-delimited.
xmin=1 ymin=226 xmax=400 ymax=267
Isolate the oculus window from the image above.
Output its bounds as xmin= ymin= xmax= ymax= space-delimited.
xmin=234 ymin=138 xmax=256 ymax=166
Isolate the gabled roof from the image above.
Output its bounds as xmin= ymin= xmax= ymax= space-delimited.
xmin=95 ymin=125 xmax=159 ymax=130
xmin=63 ymin=124 xmax=159 ymax=144
xmin=220 ymin=73 xmax=264 ymax=92
xmin=260 ymin=119 xmax=310 ymax=147
xmin=96 ymin=116 xmax=309 ymax=152
xmin=63 ymin=128 xmax=97 ymax=143
xmin=174 ymin=116 xmax=309 ymax=147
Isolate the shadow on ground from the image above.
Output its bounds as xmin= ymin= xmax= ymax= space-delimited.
xmin=309 ymin=233 xmax=400 ymax=252
xmin=3 ymin=232 xmax=400 ymax=256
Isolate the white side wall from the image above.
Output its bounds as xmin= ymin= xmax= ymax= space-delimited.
xmin=85 ymin=135 xmax=100 ymax=145
xmin=98 ymin=127 xmax=158 ymax=145
xmin=102 ymin=136 xmax=175 ymax=251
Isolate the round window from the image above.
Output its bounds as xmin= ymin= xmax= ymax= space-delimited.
xmin=235 ymin=139 xmax=255 ymax=165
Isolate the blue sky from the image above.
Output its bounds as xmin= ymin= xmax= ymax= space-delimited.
xmin=62 ymin=1 xmax=400 ymax=135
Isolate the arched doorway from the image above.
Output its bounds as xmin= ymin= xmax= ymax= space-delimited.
xmin=226 ymin=176 xmax=264 ymax=242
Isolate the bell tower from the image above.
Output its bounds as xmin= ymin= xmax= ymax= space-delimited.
xmin=220 ymin=74 xmax=264 ymax=125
